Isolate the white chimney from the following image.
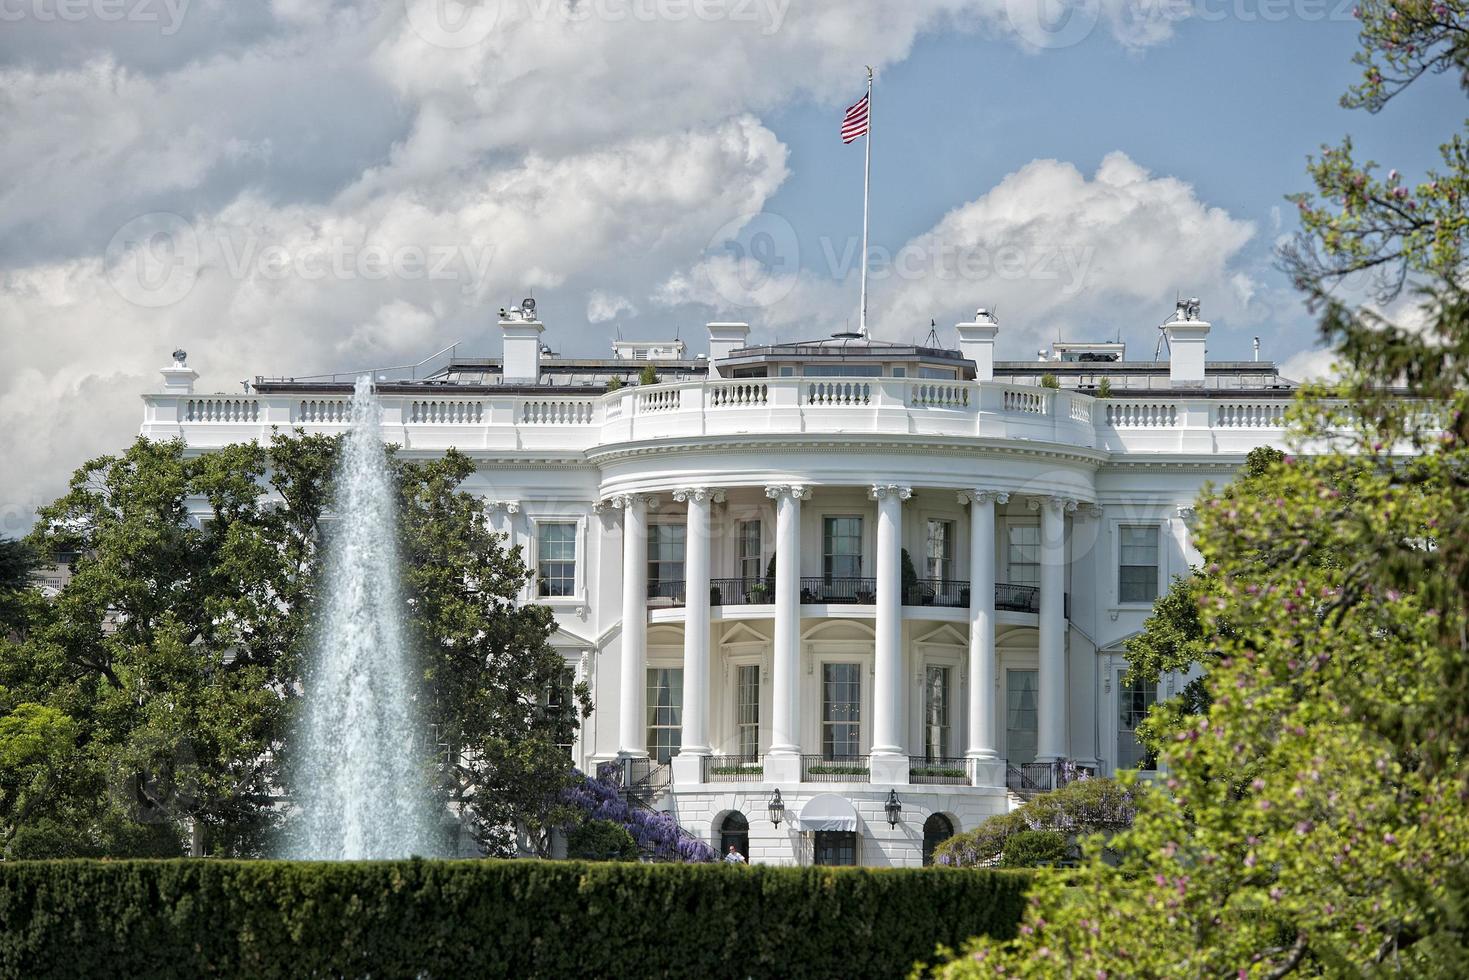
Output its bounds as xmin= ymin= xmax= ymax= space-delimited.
xmin=955 ymin=310 xmax=1001 ymax=382
xmin=161 ymin=349 xmax=198 ymax=394
xmin=500 ymin=305 xmax=545 ymax=384
xmin=706 ymin=322 xmax=750 ymax=378
xmin=1164 ymin=298 xmax=1209 ymax=386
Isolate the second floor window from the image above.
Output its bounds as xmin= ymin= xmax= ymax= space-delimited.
xmin=823 ymin=516 xmax=863 ymax=580
xmin=545 ymin=666 xmax=576 ymax=758
xmin=1007 ymin=525 xmax=1040 ymax=587
xmin=537 ymin=522 xmax=577 ymax=597
xmin=926 ymin=519 xmax=954 ymax=581
xmin=648 ymin=524 xmax=686 ymax=599
xmin=737 ymin=520 xmax=762 ymax=584
xmin=822 ymin=662 xmax=861 ymax=760
xmin=1119 ymin=525 xmax=1160 ymax=603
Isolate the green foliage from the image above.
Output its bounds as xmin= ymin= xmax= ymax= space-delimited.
xmin=1038 ymin=372 xmax=1059 ymax=389
xmin=998 ymin=831 xmax=1069 ymax=869
xmin=565 ymin=819 xmax=638 ymax=861
xmin=0 ymin=539 xmax=38 ymax=634
xmin=605 ymin=376 xmax=623 ymax=392
xmin=933 ymin=778 xmax=1137 ymax=869
xmin=0 ymin=860 xmax=1030 ymax=979
xmin=637 ymin=364 xmax=659 ymax=386
xmin=926 ymin=18 xmax=1469 ymax=957
xmin=4 ymin=432 xmax=585 ymax=858
xmin=899 ymin=547 xmax=922 ymax=598
xmin=1095 ymin=377 xmax=1112 ymax=399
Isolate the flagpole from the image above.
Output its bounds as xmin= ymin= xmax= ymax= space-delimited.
xmin=858 ymin=65 xmax=873 ymax=339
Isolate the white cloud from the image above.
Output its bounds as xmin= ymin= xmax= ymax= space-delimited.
xmin=0 ymin=2 xmax=1202 ymax=528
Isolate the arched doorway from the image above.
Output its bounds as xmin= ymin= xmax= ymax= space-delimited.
xmin=720 ymin=812 xmax=750 ymax=861
xmin=922 ymin=813 xmax=955 ymax=866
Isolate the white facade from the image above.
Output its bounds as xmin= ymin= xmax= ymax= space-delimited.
xmin=141 ymin=303 xmax=1296 ymax=866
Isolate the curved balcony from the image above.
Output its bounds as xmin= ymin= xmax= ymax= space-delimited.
xmin=665 ymin=578 xmax=1066 ymax=616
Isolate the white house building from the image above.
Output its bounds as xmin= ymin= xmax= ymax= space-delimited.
xmin=140 ymin=298 xmax=1300 ymax=867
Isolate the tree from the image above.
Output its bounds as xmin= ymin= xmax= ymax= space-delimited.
xmin=638 ymin=364 xmax=659 ymax=386
xmin=0 ymin=538 xmax=39 ymax=634
xmin=6 ymin=432 xmax=588 ymax=858
xmin=929 ymin=7 xmax=1469 ymax=973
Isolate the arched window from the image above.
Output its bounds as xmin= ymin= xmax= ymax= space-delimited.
xmin=720 ymin=812 xmax=750 ymax=861
xmin=922 ymin=813 xmax=955 ymax=866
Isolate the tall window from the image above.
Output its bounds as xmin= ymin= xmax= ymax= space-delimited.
xmin=647 ymin=524 xmax=686 ymax=600
xmin=537 ymin=522 xmax=577 ymax=597
xmin=736 ymin=664 xmax=760 ymax=757
xmin=923 ymin=666 xmax=951 ymax=760
xmin=646 ymin=668 xmax=684 ymax=764
xmin=823 ymin=517 xmax=863 ymax=580
xmin=822 ymin=663 xmax=861 ymax=759
xmin=546 ymin=666 xmax=576 ymax=758
xmin=1119 ymin=525 xmax=1160 ymax=603
xmin=1007 ymin=525 xmax=1040 ymax=587
xmin=737 ymin=520 xmax=763 ymax=584
xmin=1006 ymin=669 xmax=1039 ymax=765
xmin=926 ymin=519 xmax=955 ymax=581
xmin=1117 ymin=671 xmax=1159 ymax=771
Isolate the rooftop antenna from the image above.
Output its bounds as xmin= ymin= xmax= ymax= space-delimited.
xmin=924 ymin=319 xmax=941 ymax=348
xmin=1253 ymin=337 xmax=1261 ymax=362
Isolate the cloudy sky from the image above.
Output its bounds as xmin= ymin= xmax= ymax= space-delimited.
xmin=0 ymin=0 xmax=1459 ymax=533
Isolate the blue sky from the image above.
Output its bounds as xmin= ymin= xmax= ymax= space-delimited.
xmin=0 ymin=1 xmax=1462 ymax=530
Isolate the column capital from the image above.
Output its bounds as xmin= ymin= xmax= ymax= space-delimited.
xmin=868 ymin=484 xmax=913 ymax=501
xmin=959 ymin=489 xmax=1010 ymax=506
xmin=1176 ymin=505 xmax=1198 ymax=527
xmin=672 ymin=487 xmax=727 ymax=504
xmin=1026 ymin=495 xmax=1078 ymax=515
xmin=765 ymin=484 xmax=812 ymax=502
xmin=1076 ymin=502 xmax=1103 ymax=519
xmin=604 ymin=492 xmax=654 ymax=511
xmin=485 ymin=499 xmax=521 ymax=514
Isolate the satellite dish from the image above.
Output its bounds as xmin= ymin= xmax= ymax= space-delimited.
xmin=521 ymin=297 xmax=537 ymax=317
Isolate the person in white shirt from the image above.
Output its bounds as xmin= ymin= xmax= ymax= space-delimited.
xmin=724 ymin=844 xmax=747 ymax=864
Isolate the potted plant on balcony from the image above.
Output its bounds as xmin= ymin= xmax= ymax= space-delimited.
xmin=900 ymin=548 xmax=930 ymax=605
xmin=709 ymin=584 xmax=722 ymax=607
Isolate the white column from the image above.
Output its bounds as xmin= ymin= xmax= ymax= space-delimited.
xmin=616 ymin=494 xmax=649 ymax=758
xmin=962 ymin=491 xmax=1005 ymax=768
xmin=764 ymin=484 xmax=807 ymax=782
xmin=1031 ymin=495 xmax=1075 ymax=763
xmin=672 ymin=487 xmax=722 ymax=784
xmin=870 ymin=484 xmax=911 ymax=783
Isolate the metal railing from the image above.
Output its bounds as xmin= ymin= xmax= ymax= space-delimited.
xmin=702 ymin=754 xmax=763 ymax=783
xmin=646 ymin=579 xmax=686 ymax=607
xmin=710 ymin=577 xmax=773 ymax=606
xmin=903 ymin=578 xmax=968 ymax=607
xmin=801 ymin=754 xmax=871 ymax=782
xmin=799 ymin=577 xmax=877 ymax=604
xmin=909 ymin=756 xmax=971 ymax=785
xmin=659 ymin=575 xmax=1068 ymax=618
xmin=1006 ymin=759 xmax=1097 ymax=798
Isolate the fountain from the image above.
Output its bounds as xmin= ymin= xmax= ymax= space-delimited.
xmin=287 ymin=375 xmax=443 ymax=860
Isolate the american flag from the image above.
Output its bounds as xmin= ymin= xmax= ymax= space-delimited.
xmin=841 ymin=93 xmax=870 ymax=144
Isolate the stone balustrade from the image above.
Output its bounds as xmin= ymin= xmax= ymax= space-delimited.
xmin=142 ymin=377 xmax=1297 ymax=455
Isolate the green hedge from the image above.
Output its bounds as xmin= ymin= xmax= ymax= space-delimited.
xmin=0 ymin=859 xmax=1028 ymax=979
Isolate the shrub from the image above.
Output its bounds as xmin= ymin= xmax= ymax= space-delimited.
xmin=999 ymin=830 xmax=1070 ymax=868
xmin=562 ymin=767 xmax=716 ymax=863
xmin=0 ymin=860 xmax=1030 ymax=979
xmin=565 ymin=819 xmax=637 ymax=861
xmin=637 ymin=364 xmax=659 ymax=386
xmin=933 ymin=778 xmax=1137 ymax=868
xmin=1096 ymin=377 xmax=1112 ymax=398
xmin=1039 ymin=372 xmax=1060 ymax=389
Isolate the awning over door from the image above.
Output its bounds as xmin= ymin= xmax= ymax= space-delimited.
xmin=795 ymin=793 xmax=859 ymax=832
